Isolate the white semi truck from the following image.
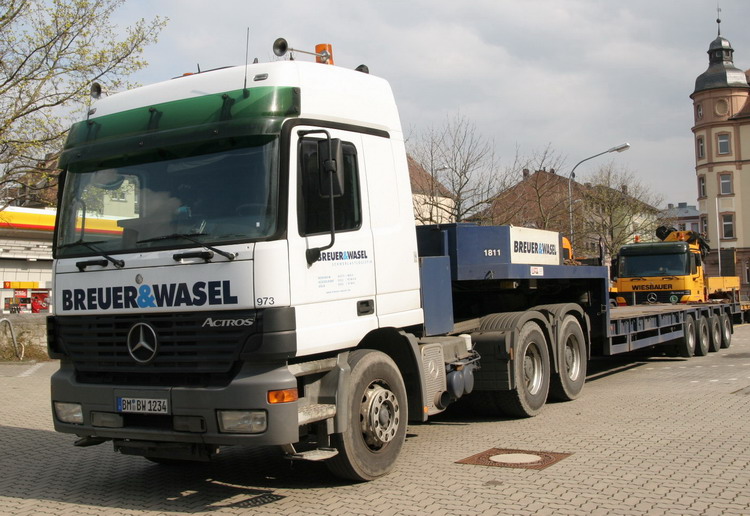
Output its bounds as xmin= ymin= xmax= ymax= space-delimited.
xmin=48 ymin=40 xmax=734 ymax=481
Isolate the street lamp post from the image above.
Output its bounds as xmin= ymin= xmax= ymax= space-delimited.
xmin=568 ymin=142 xmax=631 ymax=246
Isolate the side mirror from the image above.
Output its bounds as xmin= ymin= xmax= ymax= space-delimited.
xmin=317 ymin=138 xmax=345 ymax=198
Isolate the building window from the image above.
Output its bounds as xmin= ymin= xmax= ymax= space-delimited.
xmin=717 ymin=133 xmax=731 ymax=155
xmin=700 ymin=215 xmax=708 ymax=235
xmin=720 ymin=173 xmax=733 ymax=195
xmin=110 ymin=190 xmax=126 ymax=202
xmin=696 ymin=104 xmax=703 ymax=120
xmin=696 ymin=137 xmax=705 ymax=158
xmin=678 ymin=223 xmax=686 ymax=231
xmin=690 ymin=222 xmax=699 ymax=232
xmin=698 ymin=176 xmax=706 ymax=198
xmin=721 ymin=213 xmax=735 ymax=239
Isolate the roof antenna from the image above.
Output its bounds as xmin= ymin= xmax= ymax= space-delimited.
xmin=716 ymin=3 xmax=722 ymax=36
xmin=243 ymin=27 xmax=250 ymax=98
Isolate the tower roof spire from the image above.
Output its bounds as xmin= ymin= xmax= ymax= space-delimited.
xmin=693 ymin=11 xmax=749 ymax=95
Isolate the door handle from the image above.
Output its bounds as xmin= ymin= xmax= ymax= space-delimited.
xmin=357 ymin=299 xmax=374 ymax=316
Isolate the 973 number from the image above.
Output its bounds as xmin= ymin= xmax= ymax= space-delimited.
xmin=256 ymin=297 xmax=275 ymax=306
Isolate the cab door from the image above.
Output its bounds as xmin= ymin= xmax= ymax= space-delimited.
xmin=286 ymin=126 xmax=377 ymax=357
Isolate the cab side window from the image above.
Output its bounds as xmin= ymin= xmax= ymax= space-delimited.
xmin=298 ymin=138 xmax=362 ymax=235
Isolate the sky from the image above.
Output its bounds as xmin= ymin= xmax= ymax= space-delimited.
xmin=110 ymin=0 xmax=750 ymax=208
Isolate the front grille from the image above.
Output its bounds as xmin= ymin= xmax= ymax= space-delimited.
xmin=633 ymin=290 xmax=691 ymax=304
xmin=55 ymin=310 xmax=256 ymax=387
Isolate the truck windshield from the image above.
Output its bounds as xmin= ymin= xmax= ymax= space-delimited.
xmin=56 ymin=138 xmax=279 ymax=257
xmin=619 ymin=253 xmax=689 ymax=277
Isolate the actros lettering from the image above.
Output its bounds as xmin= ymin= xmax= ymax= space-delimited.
xmin=61 ymin=280 xmax=238 ymax=311
xmin=202 ymin=317 xmax=255 ymax=328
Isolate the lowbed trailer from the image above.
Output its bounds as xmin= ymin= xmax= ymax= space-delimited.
xmin=608 ymin=304 xmax=733 ymax=357
xmin=47 ymin=41 xmax=737 ymax=482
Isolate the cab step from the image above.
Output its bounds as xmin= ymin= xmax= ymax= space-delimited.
xmin=281 ymin=444 xmax=338 ymax=461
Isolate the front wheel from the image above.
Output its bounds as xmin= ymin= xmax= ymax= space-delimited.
xmin=326 ymin=350 xmax=407 ymax=482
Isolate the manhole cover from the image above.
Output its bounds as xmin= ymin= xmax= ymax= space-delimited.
xmin=488 ymin=453 xmax=542 ymax=464
xmin=457 ymin=448 xmax=571 ymax=470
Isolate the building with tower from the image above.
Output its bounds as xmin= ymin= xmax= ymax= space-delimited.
xmin=691 ymin=17 xmax=750 ymax=297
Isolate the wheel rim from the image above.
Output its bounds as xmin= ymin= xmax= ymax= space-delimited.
xmin=360 ymin=382 xmax=400 ymax=450
xmin=523 ymin=343 xmax=544 ymax=395
xmin=723 ymin=320 xmax=731 ymax=342
xmin=563 ymin=335 xmax=582 ymax=381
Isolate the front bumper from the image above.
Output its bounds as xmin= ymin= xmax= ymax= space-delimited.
xmin=51 ymin=360 xmax=299 ymax=447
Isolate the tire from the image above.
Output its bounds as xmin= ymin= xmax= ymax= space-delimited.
xmin=326 ymin=350 xmax=407 ymax=482
xmin=694 ymin=316 xmax=710 ymax=356
xmin=549 ymin=315 xmax=586 ymax=401
xmin=676 ymin=314 xmax=696 ymax=358
xmin=720 ymin=313 xmax=732 ymax=349
xmin=494 ymin=321 xmax=550 ymax=417
xmin=707 ymin=314 xmax=722 ymax=353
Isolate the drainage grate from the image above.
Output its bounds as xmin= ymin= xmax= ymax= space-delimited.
xmin=225 ymin=493 xmax=285 ymax=508
xmin=457 ymin=448 xmax=572 ymax=470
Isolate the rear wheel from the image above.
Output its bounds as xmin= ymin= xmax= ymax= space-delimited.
xmin=720 ymin=313 xmax=732 ymax=349
xmin=494 ymin=321 xmax=550 ymax=417
xmin=549 ymin=315 xmax=586 ymax=401
xmin=695 ymin=316 xmax=710 ymax=356
xmin=676 ymin=314 xmax=696 ymax=358
xmin=326 ymin=350 xmax=407 ymax=482
xmin=708 ymin=314 xmax=722 ymax=353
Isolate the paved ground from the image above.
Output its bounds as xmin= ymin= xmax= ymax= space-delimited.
xmin=1 ymin=326 xmax=750 ymax=515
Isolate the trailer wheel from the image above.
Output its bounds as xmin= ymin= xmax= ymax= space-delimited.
xmin=326 ymin=349 xmax=407 ymax=482
xmin=675 ymin=314 xmax=696 ymax=358
xmin=707 ymin=314 xmax=722 ymax=353
xmin=694 ymin=316 xmax=710 ymax=356
xmin=495 ymin=321 xmax=550 ymax=417
xmin=720 ymin=313 xmax=732 ymax=349
xmin=549 ymin=315 xmax=586 ymax=401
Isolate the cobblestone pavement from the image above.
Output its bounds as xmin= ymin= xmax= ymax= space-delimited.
xmin=1 ymin=326 xmax=750 ymax=515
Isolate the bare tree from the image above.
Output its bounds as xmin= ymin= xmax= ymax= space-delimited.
xmin=484 ymin=144 xmax=570 ymax=229
xmin=0 ymin=0 xmax=166 ymax=209
xmin=579 ymin=163 xmax=667 ymax=258
xmin=409 ymin=114 xmax=513 ymax=223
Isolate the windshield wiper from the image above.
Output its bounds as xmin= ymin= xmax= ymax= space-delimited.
xmin=58 ymin=240 xmax=125 ymax=271
xmin=137 ymin=233 xmax=236 ymax=261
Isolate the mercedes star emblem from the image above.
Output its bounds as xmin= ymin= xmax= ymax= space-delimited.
xmin=126 ymin=323 xmax=159 ymax=364
xmin=646 ymin=293 xmax=658 ymax=304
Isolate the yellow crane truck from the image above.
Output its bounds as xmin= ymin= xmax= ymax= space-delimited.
xmin=612 ymin=226 xmax=748 ymax=353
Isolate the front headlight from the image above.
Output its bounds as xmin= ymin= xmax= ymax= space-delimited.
xmin=217 ymin=410 xmax=267 ymax=433
xmin=54 ymin=402 xmax=83 ymax=424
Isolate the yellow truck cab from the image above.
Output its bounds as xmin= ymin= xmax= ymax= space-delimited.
xmin=614 ymin=227 xmax=710 ymax=305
